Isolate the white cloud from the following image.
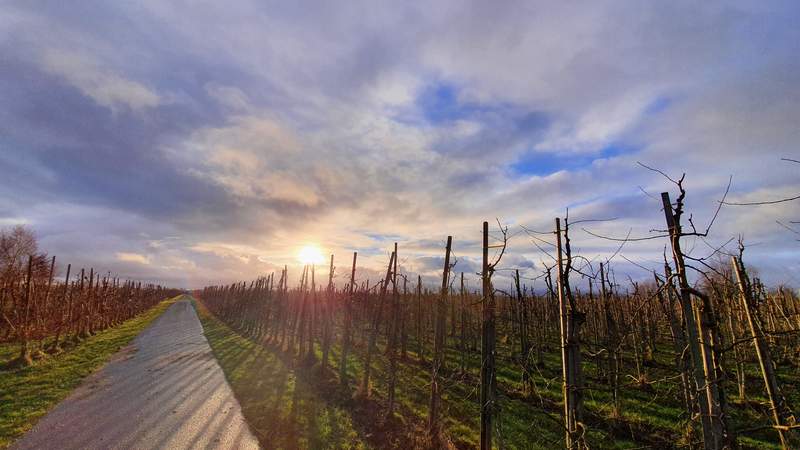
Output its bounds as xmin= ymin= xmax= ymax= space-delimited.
xmin=116 ymin=252 xmax=151 ymax=265
xmin=205 ymin=83 xmax=251 ymax=111
xmin=0 ymin=217 xmax=30 ymax=226
xmin=40 ymin=49 xmax=160 ymax=113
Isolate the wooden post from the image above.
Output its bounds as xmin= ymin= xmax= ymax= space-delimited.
xmin=429 ymin=236 xmax=452 ymax=440
xmin=361 ymin=250 xmax=394 ymax=398
xmin=18 ymin=255 xmax=34 ymax=365
xmin=42 ymin=256 xmax=55 ymax=327
xmin=480 ymin=221 xmax=495 ymax=450
xmin=340 ymin=252 xmax=356 ymax=386
xmin=279 ymin=266 xmax=289 ymax=346
xmin=601 ymin=262 xmax=621 ymax=416
xmin=515 ymin=269 xmax=530 ymax=394
xmin=51 ymin=263 xmax=72 ymax=352
xmin=417 ymin=274 xmax=423 ymax=360
xmin=661 ymin=192 xmax=719 ymax=449
xmin=387 ymin=243 xmax=400 ymax=417
xmin=322 ymin=254 xmax=334 ymax=370
xmin=460 ymin=272 xmax=467 ymax=374
xmin=658 ymin=266 xmax=692 ymax=418
xmin=732 ymin=256 xmax=796 ymax=449
xmin=555 ymin=218 xmax=574 ymax=449
xmin=308 ymin=264 xmax=317 ymax=360
xmin=401 ymin=275 xmax=408 ymax=359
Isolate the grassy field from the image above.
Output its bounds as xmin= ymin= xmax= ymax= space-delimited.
xmin=195 ymin=300 xmax=372 ymax=449
xmin=196 ymin=295 xmax=794 ymax=449
xmin=0 ymin=296 xmax=179 ymax=448
xmin=196 ymin=298 xmax=603 ymax=449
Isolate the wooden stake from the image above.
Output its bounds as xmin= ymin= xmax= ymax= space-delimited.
xmin=340 ymin=252 xmax=357 ymax=386
xmin=733 ymin=256 xmax=797 ymax=449
xmin=480 ymin=221 xmax=495 ymax=450
xmin=661 ymin=192 xmax=720 ymax=449
xmin=429 ymin=235 xmax=452 ymax=440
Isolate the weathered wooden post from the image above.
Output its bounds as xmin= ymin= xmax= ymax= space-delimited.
xmin=18 ymin=255 xmax=34 ymax=365
xmin=321 ymin=254 xmax=334 ymax=370
xmin=661 ymin=192 xmax=720 ymax=449
xmin=429 ymin=236 xmax=452 ymax=441
xmin=360 ymin=250 xmax=394 ymax=398
xmin=555 ymin=218 xmax=575 ymax=449
xmin=51 ymin=263 xmax=72 ymax=352
xmin=460 ymin=272 xmax=468 ymax=374
xmin=732 ymin=255 xmax=797 ymax=449
xmin=601 ymin=262 xmax=621 ymax=417
xmin=514 ymin=269 xmax=530 ymax=394
xmin=417 ymin=274 xmax=423 ymax=360
xmin=657 ymin=266 xmax=692 ymax=418
xmin=340 ymin=252 xmax=357 ymax=386
xmin=480 ymin=221 xmax=495 ymax=450
xmin=387 ymin=243 xmax=400 ymax=417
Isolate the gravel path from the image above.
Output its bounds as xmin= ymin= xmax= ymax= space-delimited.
xmin=12 ymin=298 xmax=260 ymax=450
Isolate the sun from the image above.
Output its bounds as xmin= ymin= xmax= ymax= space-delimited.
xmin=297 ymin=244 xmax=325 ymax=265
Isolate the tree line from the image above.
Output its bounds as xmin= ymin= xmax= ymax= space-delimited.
xmin=0 ymin=225 xmax=180 ymax=366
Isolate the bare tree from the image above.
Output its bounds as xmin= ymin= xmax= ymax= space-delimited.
xmin=556 ymin=216 xmax=587 ymax=449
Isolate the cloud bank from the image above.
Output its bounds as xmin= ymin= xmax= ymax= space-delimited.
xmin=1 ymin=1 xmax=798 ymax=288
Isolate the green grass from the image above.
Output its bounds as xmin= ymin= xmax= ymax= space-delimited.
xmin=197 ymin=300 xmax=796 ymax=449
xmin=195 ymin=301 xmax=370 ymax=450
xmin=197 ymin=302 xmax=634 ymax=449
xmin=0 ymin=296 xmax=179 ymax=448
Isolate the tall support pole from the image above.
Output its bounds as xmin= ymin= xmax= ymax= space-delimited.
xmin=321 ymin=254 xmax=334 ymax=370
xmin=659 ymin=265 xmax=692 ymax=418
xmin=387 ymin=243 xmax=400 ymax=417
xmin=555 ymin=218 xmax=574 ymax=449
xmin=19 ymin=255 xmax=34 ymax=365
xmin=429 ymin=236 xmax=452 ymax=441
xmin=515 ymin=269 xmax=530 ymax=394
xmin=340 ymin=252 xmax=357 ymax=386
xmin=732 ymin=256 xmax=796 ymax=449
xmin=480 ymin=221 xmax=496 ymax=450
xmin=601 ymin=262 xmax=621 ymax=417
xmin=417 ymin=274 xmax=423 ymax=360
xmin=361 ymin=251 xmax=394 ymax=397
xmin=661 ymin=192 xmax=719 ymax=449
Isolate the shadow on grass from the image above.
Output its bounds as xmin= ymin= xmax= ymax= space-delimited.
xmin=196 ymin=298 xmax=792 ymax=450
xmin=197 ymin=304 xmax=374 ymax=450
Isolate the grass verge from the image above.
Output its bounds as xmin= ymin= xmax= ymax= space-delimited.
xmin=0 ymin=295 xmax=179 ymax=448
xmin=195 ymin=296 xmax=792 ymax=449
xmin=195 ymin=300 xmax=371 ymax=450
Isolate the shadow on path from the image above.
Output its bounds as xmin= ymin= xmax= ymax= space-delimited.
xmin=11 ymin=299 xmax=259 ymax=450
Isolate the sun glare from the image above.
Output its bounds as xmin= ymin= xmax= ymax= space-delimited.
xmin=298 ymin=245 xmax=325 ymax=265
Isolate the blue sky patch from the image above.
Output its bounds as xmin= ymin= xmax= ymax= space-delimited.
xmin=416 ymin=81 xmax=462 ymax=124
xmin=510 ymin=144 xmax=637 ymax=177
xmin=644 ymin=96 xmax=672 ymax=115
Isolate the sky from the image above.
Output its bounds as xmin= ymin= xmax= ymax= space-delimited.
xmin=1 ymin=1 xmax=798 ymax=290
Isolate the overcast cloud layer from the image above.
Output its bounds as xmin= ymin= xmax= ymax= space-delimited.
xmin=1 ymin=1 xmax=798 ymax=289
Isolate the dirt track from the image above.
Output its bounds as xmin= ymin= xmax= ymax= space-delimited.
xmin=11 ymin=298 xmax=260 ymax=450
